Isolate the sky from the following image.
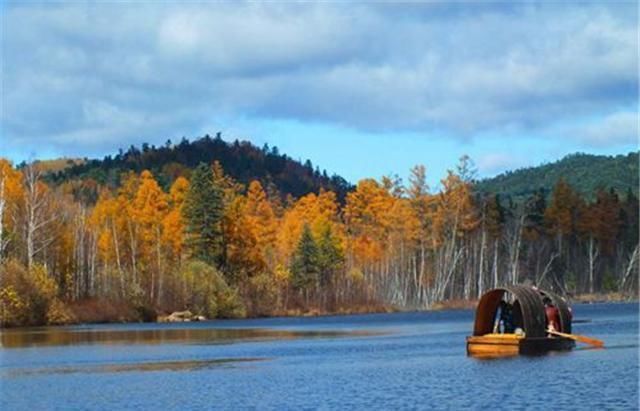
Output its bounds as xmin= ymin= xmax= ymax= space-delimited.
xmin=1 ymin=1 xmax=638 ymax=187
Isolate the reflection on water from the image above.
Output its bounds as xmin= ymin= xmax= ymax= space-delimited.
xmin=577 ymin=343 xmax=639 ymax=351
xmin=0 ymin=303 xmax=637 ymax=411
xmin=0 ymin=326 xmax=380 ymax=348
xmin=6 ymin=358 xmax=266 ymax=377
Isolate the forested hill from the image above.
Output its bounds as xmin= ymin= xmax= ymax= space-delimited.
xmin=476 ymin=152 xmax=639 ymax=200
xmin=49 ymin=134 xmax=352 ymax=202
xmin=46 ymin=138 xmax=636 ymax=204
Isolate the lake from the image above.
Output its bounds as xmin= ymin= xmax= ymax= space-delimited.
xmin=1 ymin=303 xmax=637 ymax=410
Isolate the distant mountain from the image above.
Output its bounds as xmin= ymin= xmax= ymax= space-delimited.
xmin=476 ymin=152 xmax=639 ymax=201
xmin=47 ymin=137 xmax=636 ymax=205
xmin=49 ymin=133 xmax=352 ymax=203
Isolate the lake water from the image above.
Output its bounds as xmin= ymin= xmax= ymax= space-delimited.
xmin=1 ymin=303 xmax=638 ymax=410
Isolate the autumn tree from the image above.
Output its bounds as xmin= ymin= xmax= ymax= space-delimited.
xmin=90 ymin=190 xmax=125 ymax=297
xmin=344 ymin=179 xmax=390 ymax=273
xmin=221 ymin=194 xmax=263 ymax=285
xmin=576 ymin=189 xmax=621 ymax=292
xmin=132 ymin=170 xmax=168 ymax=303
xmin=245 ymin=181 xmax=277 ymax=269
xmin=0 ymin=160 xmax=23 ymax=263
xmin=545 ymin=179 xmax=581 ymax=251
xmin=430 ymin=168 xmax=477 ymax=301
xmin=161 ymin=176 xmax=189 ymax=265
xmin=544 ymin=179 xmax=583 ymax=291
xmin=589 ymin=189 xmax=621 ymax=256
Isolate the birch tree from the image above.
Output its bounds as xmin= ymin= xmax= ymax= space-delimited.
xmin=22 ymin=163 xmax=58 ymax=269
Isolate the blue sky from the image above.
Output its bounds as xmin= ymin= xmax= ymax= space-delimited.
xmin=1 ymin=1 xmax=638 ymax=187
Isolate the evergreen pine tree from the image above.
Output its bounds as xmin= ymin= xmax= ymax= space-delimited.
xmin=317 ymin=225 xmax=344 ymax=289
xmin=290 ymin=224 xmax=319 ymax=292
xmin=485 ymin=194 xmax=505 ymax=239
xmin=526 ymin=188 xmax=548 ymax=237
xmin=183 ymin=163 xmax=224 ymax=266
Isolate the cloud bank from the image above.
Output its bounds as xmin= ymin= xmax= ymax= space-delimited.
xmin=2 ymin=1 xmax=638 ymax=157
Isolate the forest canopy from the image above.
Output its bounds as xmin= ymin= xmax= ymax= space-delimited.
xmin=1 ymin=142 xmax=638 ymax=327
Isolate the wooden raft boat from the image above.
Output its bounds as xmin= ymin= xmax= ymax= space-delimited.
xmin=466 ymin=285 xmax=575 ymax=358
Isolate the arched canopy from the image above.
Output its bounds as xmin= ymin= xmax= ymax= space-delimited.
xmin=473 ymin=285 xmax=552 ymax=337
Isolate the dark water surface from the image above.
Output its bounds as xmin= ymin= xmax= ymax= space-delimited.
xmin=1 ymin=303 xmax=637 ymax=410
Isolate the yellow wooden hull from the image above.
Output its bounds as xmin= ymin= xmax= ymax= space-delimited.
xmin=466 ymin=333 xmax=523 ymax=358
xmin=466 ymin=333 xmax=575 ymax=358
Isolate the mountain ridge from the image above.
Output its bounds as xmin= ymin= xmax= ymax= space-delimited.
xmin=48 ymin=133 xmax=353 ymax=203
xmin=45 ymin=136 xmax=637 ymax=203
xmin=476 ymin=151 xmax=639 ymax=200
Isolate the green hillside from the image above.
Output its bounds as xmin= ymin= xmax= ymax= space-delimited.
xmin=476 ymin=152 xmax=639 ymax=200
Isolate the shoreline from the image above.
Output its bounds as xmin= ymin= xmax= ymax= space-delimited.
xmin=569 ymin=292 xmax=639 ymax=304
xmin=2 ymin=293 xmax=637 ymax=330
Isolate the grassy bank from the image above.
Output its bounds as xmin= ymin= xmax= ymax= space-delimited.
xmin=2 ymin=293 xmax=637 ymax=329
xmin=0 ymin=298 xmax=396 ymax=328
xmin=570 ymin=292 xmax=638 ymax=304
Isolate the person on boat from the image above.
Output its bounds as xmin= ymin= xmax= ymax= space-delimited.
xmin=562 ymin=297 xmax=573 ymax=321
xmin=502 ymin=302 xmax=515 ymax=333
xmin=493 ymin=301 xmax=515 ymax=333
xmin=492 ymin=301 xmax=504 ymax=333
xmin=545 ymin=301 xmax=560 ymax=334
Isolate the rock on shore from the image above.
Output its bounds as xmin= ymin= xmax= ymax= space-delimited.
xmin=157 ymin=310 xmax=207 ymax=322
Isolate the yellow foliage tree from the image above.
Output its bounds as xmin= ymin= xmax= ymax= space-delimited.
xmin=0 ymin=159 xmax=24 ymax=262
xmin=131 ymin=170 xmax=168 ymax=303
xmin=222 ymin=195 xmax=264 ymax=284
xmin=90 ymin=189 xmax=128 ymax=296
xmin=277 ymin=189 xmax=344 ymax=268
xmin=432 ymin=171 xmax=478 ymax=246
xmin=245 ymin=180 xmax=278 ymax=268
xmin=162 ymin=176 xmax=189 ymax=263
xmin=344 ymin=179 xmax=392 ymax=267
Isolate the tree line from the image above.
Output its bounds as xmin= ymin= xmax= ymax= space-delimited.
xmin=0 ymin=156 xmax=637 ymax=327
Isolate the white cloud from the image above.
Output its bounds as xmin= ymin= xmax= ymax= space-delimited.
xmin=477 ymin=153 xmax=527 ymax=175
xmin=1 ymin=1 xmax=637 ymax=157
xmin=576 ymin=111 xmax=639 ymax=147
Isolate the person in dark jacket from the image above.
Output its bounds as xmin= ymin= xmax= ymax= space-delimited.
xmin=493 ymin=300 xmax=515 ymax=334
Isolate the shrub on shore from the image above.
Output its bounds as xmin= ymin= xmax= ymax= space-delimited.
xmin=0 ymin=259 xmax=74 ymax=327
xmin=179 ymin=260 xmax=246 ymax=319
